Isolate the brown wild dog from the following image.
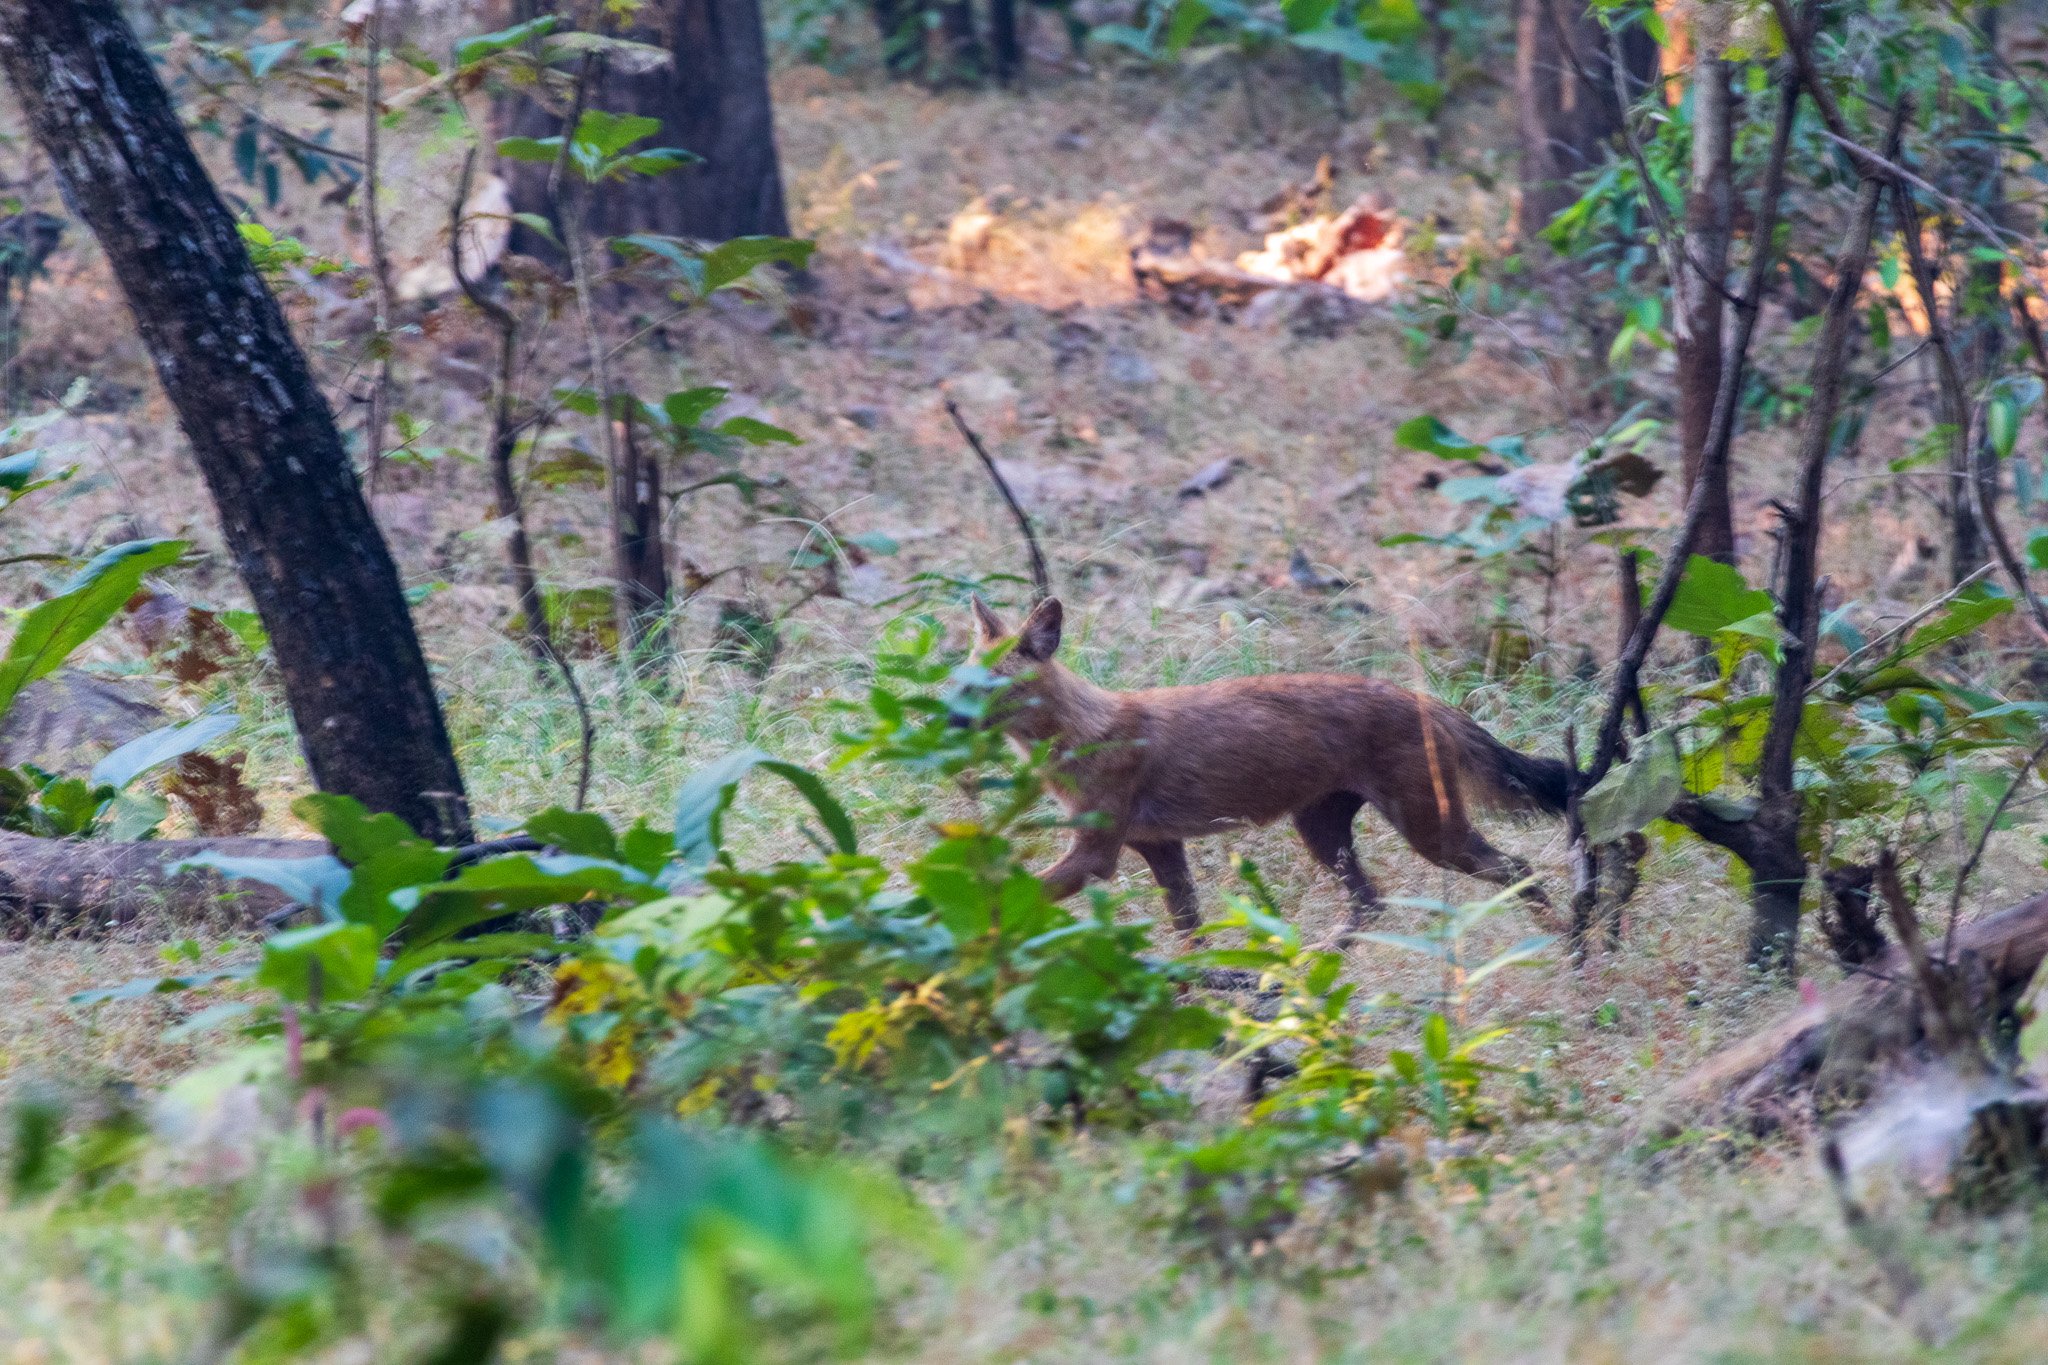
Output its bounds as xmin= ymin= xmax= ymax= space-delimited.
xmin=969 ymin=596 xmax=1573 ymax=940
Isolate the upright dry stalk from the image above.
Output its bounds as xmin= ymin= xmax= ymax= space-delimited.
xmin=360 ymin=0 xmax=396 ymax=493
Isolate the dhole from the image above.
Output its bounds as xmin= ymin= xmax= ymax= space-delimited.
xmin=969 ymin=595 xmax=1573 ymax=938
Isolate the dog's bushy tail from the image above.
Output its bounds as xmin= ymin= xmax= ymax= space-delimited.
xmin=1437 ymin=708 xmax=1574 ymax=818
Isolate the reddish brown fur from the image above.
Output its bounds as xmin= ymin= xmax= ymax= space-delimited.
xmin=971 ymin=596 xmax=1572 ymax=939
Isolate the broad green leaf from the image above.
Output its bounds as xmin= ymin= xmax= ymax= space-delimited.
xmin=293 ymin=792 xmax=428 ymax=864
xmin=496 ymin=135 xmax=562 ymax=164
xmin=70 ymin=965 xmax=254 ymax=1005
xmin=611 ymin=149 xmax=698 ymax=178
xmin=1988 ymin=393 xmax=2021 ymax=460
xmin=1281 ymin=0 xmax=1339 ymax=34
xmin=716 ymin=416 xmax=801 ymax=446
xmin=699 ymin=236 xmax=815 ymax=293
xmin=455 ymin=14 xmax=560 ymax=67
xmin=0 ymin=539 xmax=185 ymax=718
xmin=400 ymin=856 xmax=654 ymax=947
xmin=1899 ymin=584 xmax=2011 ymax=659
xmin=1581 ymin=729 xmax=1683 ymax=844
xmin=172 ymin=851 xmax=353 ymax=920
xmin=1663 ymin=555 xmax=1774 ymax=636
xmin=245 ymin=40 xmax=298 ymax=78
xmin=1289 ymin=24 xmax=1383 ymax=63
xmin=526 ymin=807 xmax=619 ymax=860
xmin=572 ymin=110 xmax=662 ymax=160
xmin=660 ymin=386 xmax=728 ymax=431
xmin=90 ymin=711 xmax=237 ymax=791
xmin=1394 ymin=414 xmax=1489 ymax=461
xmin=673 ymin=748 xmax=856 ymax=865
xmin=1163 ymin=0 xmax=1212 ymax=52
xmin=257 ymin=921 xmax=379 ymax=1003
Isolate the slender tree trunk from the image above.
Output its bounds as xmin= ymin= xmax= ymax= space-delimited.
xmin=502 ymin=0 xmax=790 ymax=256
xmin=0 ymin=0 xmax=471 ymax=844
xmin=613 ymin=414 xmax=670 ymax=655
xmin=989 ymin=0 xmax=1022 ymax=84
xmin=1678 ymin=53 xmax=1736 ymax=563
xmin=937 ymin=0 xmax=983 ymax=81
xmin=1744 ymin=105 xmax=1904 ymax=972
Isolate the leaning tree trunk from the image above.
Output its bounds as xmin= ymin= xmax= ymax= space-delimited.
xmin=501 ymin=0 xmax=790 ymax=254
xmin=0 ymin=0 xmax=472 ymax=845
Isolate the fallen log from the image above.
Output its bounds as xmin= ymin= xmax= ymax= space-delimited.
xmin=1665 ymin=889 xmax=2048 ymax=1133
xmin=0 ymin=831 xmax=327 ymax=933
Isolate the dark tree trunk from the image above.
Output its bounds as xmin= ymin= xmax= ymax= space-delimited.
xmin=989 ymin=0 xmax=1022 ymax=84
xmin=937 ymin=0 xmax=984 ymax=81
xmin=614 ymin=415 xmax=670 ymax=654
xmin=502 ymin=0 xmax=790 ymax=256
xmin=1678 ymin=54 xmax=1736 ymax=563
xmin=1747 ymin=105 xmax=1901 ymax=973
xmin=0 ymin=0 xmax=471 ymax=845
xmin=871 ymin=0 xmax=923 ymax=76
xmin=1513 ymin=0 xmax=1655 ymax=238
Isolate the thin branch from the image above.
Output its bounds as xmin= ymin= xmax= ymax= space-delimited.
xmin=1893 ymin=177 xmax=2048 ymax=644
xmin=1810 ymin=560 xmax=1995 ymax=694
xmin=1943 ymin=733 xmax=2048 ymax=961
xmin=548 ymin=648 xmax=596 ymax=812
xmin=451 ymin=146 xmax=556 ymax=669
xmin=945 ymin=397 xmax=1052 ymax=602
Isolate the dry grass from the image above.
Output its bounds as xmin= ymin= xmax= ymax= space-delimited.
xmin=0 ymin=39 xmax=2046 ymax=1364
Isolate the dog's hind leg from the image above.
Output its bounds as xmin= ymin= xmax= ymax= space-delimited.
xmin=1130 ymin=839 xmax=1201 ymax=936
xmin=1291 ymin=792 xmax=1382 ymax=939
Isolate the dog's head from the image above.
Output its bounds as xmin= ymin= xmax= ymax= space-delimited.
xmin=958 ymin=595 xmax=1065 ymax=732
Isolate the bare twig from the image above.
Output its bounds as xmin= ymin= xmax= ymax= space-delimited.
xmin=945 ymin=397 xmax=1052 ymax=602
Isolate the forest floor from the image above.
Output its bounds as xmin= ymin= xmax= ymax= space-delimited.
xmin=2 ymin=45 xmax=2048 ymax=1362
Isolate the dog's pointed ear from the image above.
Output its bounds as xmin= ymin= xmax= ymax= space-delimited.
xmin=969 ymin=594 xmax=1005 ymax=644
xmin=1017 ymin=597 xmax=1063 ymax=661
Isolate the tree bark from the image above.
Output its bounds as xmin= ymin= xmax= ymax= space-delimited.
xmin=502 ymin=0 xmax=790 ymax=256
xmin=0 ymin=0 xmax=471 ymax=845
xmin=1514 ymin=0 xmax=1655 ymax=238
xmin=1678 ymin=53 xmax=1736 ymax=563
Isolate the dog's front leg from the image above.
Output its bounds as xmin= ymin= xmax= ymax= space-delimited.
xmin=1038 ymin=825 xmax=1125 ymax=901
